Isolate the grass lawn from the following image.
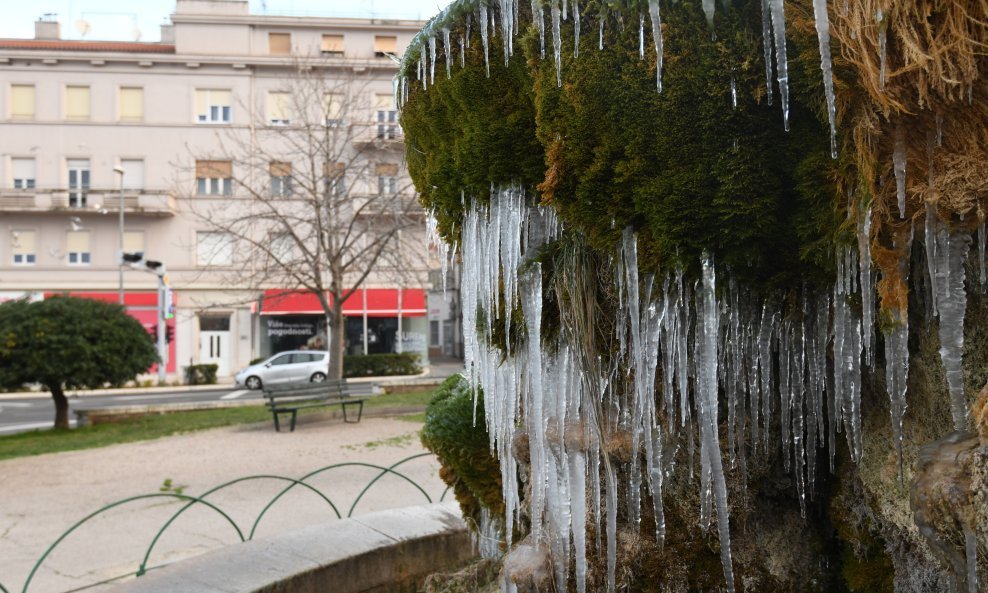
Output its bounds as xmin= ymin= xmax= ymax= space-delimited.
xmin=0 ymin=388 xmax=436 ymax=462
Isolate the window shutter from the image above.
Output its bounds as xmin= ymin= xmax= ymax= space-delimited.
xmin=267 ymin=91 xmax=291 ymax=123
xmin=196 ymin=160 xmax=232 ymax=178
xmin=121 ymin=159 xmax=144 ymax=189
xmin=119 ymin=87 xmax=143 ymax=121
xmin=324 ymin=93 xmax=343 ymax=120
xmin=12 ymin=230 xmax=35 ymax=254
xmin=65 ymin=86 xmax=90 ymax=120
xmin=66 ymin=231 xmax=90 ymax=252
xmin=375 ymin=163 xmax=399 ymax=176
xmin=12 ymin=158 xmax=35 ymax=181
xmin=10 ymin=85 xmax=35 ymax=119
xmin=374 ymin=36 xmax=397 ymax=54
xmin=269 ymin=161 xmax=292 ymax=177
xmin=322 ymin=34 xmax=344 ymax=52
xmin=211 ymin=90 xmax=231 ymax=107
xmin=374 ymin=94 xmax=393 ymax=110
xmin=269 ymin=33 xmax=291 ymax=55
xmin=123 ymin=231 xmax=144 ymax=253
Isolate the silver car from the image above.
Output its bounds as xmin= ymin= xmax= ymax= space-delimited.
xmin=235 ymin=350 xmax=329 ymax=390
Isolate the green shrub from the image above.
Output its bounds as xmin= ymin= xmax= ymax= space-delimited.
xmin=248 ymin=356 xmax=266 ymax=366
xmin=343 ymin=352 xmax=422 ymax=377
xmin=420 ymin=374 xmax=504 ymax=526
xmin=185 ymin=364 xmax=218 ymax=385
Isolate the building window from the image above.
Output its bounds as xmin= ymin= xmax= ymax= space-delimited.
xmin=195 ymin=89 xmax=231 ymax=123
xmin=269 ymin=161 xmax=292 ymax=196
xmin=65 ymin=85 xmax=90 ymax=121
xmin=324 ymin=93 xmax=344 ymax=127
xmin=120 ymin=159 xmax=145 ymax=190
xmin=374 ymin=35 xmax=397 ymax=57
xmin=376 ymin=163 xmax=398 ymax=195
xmin=195 ymin=160 xmax=232 ymax=195
xmin=67 ymin=159 xmax=90 ymax=208
xmin=271 ymin=232 xmax=293 ymax=262
xmin=374 ymin=94 xmax=398 ymax=140
xmin=12 ymin=158 xmax=35 ymax=189
xmin=430 ymin=320 xmax=440 ymax=347
xmin=118 ymin=87 xmax=144 ymax=122
xmin=123 ymin=230 xmax=145 ymax=254
xmin=11 ymin=230 xmax=35 ymax=265
xmin=66 ymin=230 xmax=91 ymax=265
xmin=269 ymin=32 xmax=291 ymax=55
xmin=323 ymin=162 xmax=345 ymax=196
xmin=267 ymin=91 xmax=291 ymax=125
xmin=196 ymin=231 xmax=234 ymax=266
xmin=10 ymin=84 xmax=35 ymax=120
xmin=321 ymin=34 xmax=344 ymax=56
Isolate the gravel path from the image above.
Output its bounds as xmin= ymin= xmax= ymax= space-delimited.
xmin=0 ymin=415 xmax=444 ymax=593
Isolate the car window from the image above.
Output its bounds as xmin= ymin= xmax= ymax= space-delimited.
xmin=302 ymin=353 xmax=322 ymax=363
xmin=269 ymin=354 xmax=292 ymax=366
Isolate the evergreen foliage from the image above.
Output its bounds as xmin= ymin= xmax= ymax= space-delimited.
xmin=420 ymin=374 xmax=504 ymax=524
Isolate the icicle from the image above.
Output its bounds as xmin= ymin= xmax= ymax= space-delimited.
xmin=466 ymin=13 xmax=472 ymax=48
xmin=443 ymin=28 xmax=452 ymax=79
xmin=877 ymin=9 xmax=887 ymax=91
xmin=698 ymin=256 xmax=736 ymax=593
xmin=573 ymin=0 xmax=580 ymax=58
xmin=761 ymin=0 xmax=775 ymax=106
xmin=480 ymin=5 xmax=490 ymax=77
xmin=730 ymin=76 xmax=737 ymax=109
xmin=552 ymin=1 xmax=562 ymax=87
xmin=926 ymin=202 xmax=939 ymax=316
xmin=769 ymin=0 xmax=790 ymax=131
xmin=648 ymin=0 xmax=664 ymax=92
xmin=499 ymin=0 xmax=512 ymax=67
xmin=893 ymin=124 xmax=907 ymax=218
xmin=532 ymin=0 xmax=545 ymax=59
xmin=459 ymin=35 xmax=465 ymax=68
xmin=936 ymin=230 xmax=972 ymax=431
xmin=812 ymin=0 xmax=838 ymax=158
xmin=562 ymin=0 xmax=568 ymax=20
xmin=429 ymin=36 xmax=437 ymax=85
xmin=604 ymin=461 xmax=618 ymax=593
xmin=979 ymin=220 xmax=986 ymax=287
xmin=702 ymin=0 xmax=715 ymax=29
xmin=639 ymin=13 xmax=645 ymax=60
xmin=598 ymin=17 xmax=604 ymax=50
xmin=965 ymin=526 xmax=979 ymax=593
xmin=858 ymin=206 xmax=875 ymax=365
xmin=936 ymin=112 xmax=943 ymax=146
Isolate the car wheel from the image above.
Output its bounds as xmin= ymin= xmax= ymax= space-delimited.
xmin=310 ymin=372 xmax=326 ymax=383
xmin=245 ymin=376 xmax=262 ymax=390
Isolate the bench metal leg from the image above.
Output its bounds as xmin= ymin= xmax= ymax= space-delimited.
xmin=272 ymin=411 xmax=281 ymax=432
xmin=290 ymin=410 xmax=298 ymax=432
xmin=342 ymin=401 xmax=363 ymax=423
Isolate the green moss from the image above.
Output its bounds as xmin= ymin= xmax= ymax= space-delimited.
xmin=420 ymin=374 xmax=504 ymax=524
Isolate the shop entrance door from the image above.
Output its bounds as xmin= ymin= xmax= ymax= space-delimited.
xmin=199 ymin=315 xmax=231 ymax=377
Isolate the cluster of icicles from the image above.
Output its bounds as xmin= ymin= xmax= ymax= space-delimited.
xmin=425 ymin=188 xmax=987 ymax=593
xmin=396 ymin=0 xmax=840 ymax=157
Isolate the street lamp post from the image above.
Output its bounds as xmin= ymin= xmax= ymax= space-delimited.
xmin=113 ymin=166 xmax=125 ymax=305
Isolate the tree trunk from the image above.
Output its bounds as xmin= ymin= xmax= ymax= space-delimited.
xmin=328 ymin=303 xmax=346 ymax=379
xmin=50 ymin=383 xmax=70 ymax=430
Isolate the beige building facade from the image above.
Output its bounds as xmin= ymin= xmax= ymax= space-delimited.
xmin=0 ymin=0 xmax=451 ymax=379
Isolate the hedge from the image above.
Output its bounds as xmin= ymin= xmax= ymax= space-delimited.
xmin=343 ymin=352 xmax=423 ymax=377
xmin=185 ymin=364 xmax=218 ymax=385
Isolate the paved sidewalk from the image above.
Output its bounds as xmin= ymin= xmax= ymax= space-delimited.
xmin=0 ymin=415 xmax=445 ymax=593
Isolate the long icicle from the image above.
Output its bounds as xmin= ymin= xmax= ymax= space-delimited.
xmin=769 ymin=0 xmax=790 ymax=130
xmin=811 ymin=0 xmax=838 ymax=157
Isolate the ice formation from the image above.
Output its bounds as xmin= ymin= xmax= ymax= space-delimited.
xmin=877 ymin=9 xmax=887 ymax=90
xmin=396 ymin=4 xmax=983 ymax=593
xmin=893 ymin=124 xmax=908 ymax=218
xmin=812 ymin=0 xmax=838 ymax=157
xmin=769 ymin=0 xmax=790 ymax=130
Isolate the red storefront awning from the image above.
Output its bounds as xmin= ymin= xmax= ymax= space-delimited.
xmin=259 ymin=289 xmax=426 ymax=317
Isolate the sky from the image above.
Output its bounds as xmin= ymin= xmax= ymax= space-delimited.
xmin=0 ymin=0 xmax=446 ymax=41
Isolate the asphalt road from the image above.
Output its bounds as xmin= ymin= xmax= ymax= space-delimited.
xmin=0 ymin=386 xmax=261 ymax=435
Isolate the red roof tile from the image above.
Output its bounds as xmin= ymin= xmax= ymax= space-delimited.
xmin=0 ymin=39 xmax=175 ymax=54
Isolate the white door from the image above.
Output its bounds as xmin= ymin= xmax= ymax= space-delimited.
xmin=200 ymin=331 xmax=230 ymax=377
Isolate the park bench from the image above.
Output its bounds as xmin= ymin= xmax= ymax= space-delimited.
xmin=262 ymin=379 xmax=367 ymax=432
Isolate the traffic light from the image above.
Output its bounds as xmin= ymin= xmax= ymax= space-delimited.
xmin=166 ymin=325 xmax=174 ymax=343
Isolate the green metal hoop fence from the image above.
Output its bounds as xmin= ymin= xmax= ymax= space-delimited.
xmin=3 ymin=453 xmax=451 ymax=593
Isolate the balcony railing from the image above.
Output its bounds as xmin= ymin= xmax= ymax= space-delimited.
xmin=351 ymin=121 xmax=405 ymax=148
xmin=0 ymin=189 xmax=177 ymax=216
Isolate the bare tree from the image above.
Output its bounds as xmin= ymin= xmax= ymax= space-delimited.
xmin=180 ymin=59 xmax=425 ymax=379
